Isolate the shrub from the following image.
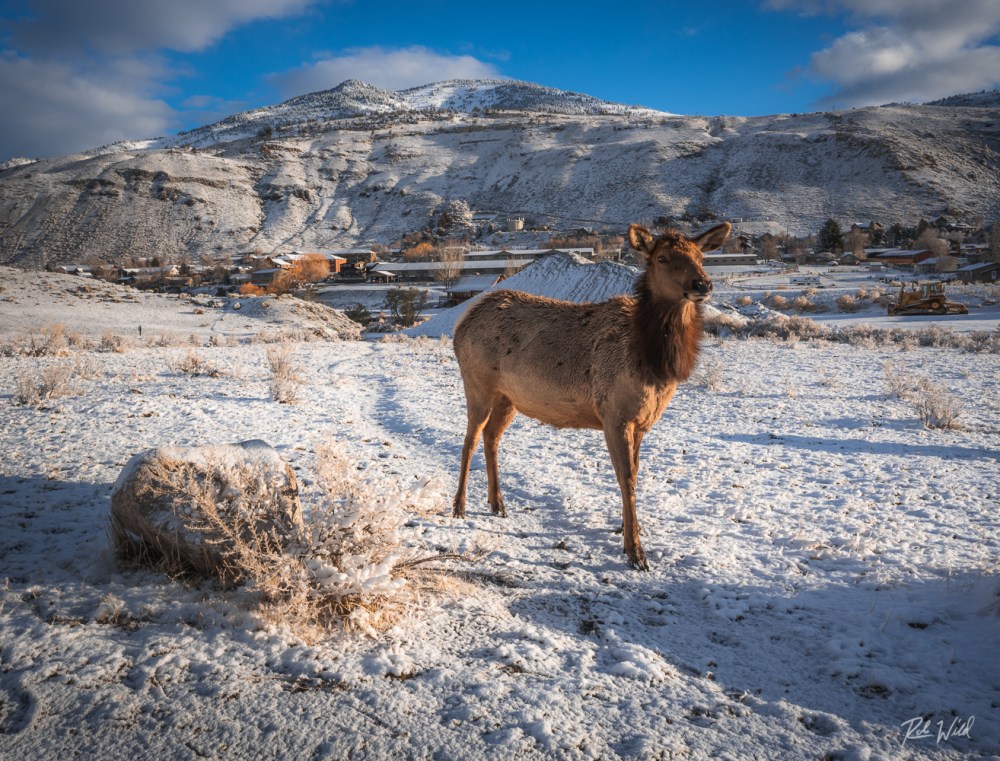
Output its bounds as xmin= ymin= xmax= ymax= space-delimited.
xmin=39 ymin=323 xmax=69 ymax=355
xmin=836 ymin=294 xmax=861 ymax=312
xmin=344 ymin=302 xmax=374 ymax=326
xmin=384 ymin=287 xmax=428 ymax=327
xmin=266 ymin=346 xmax=301 ymax=403
xmin=115 ymin=438 xmax=482 ymax=638
xmin=100 ymin=330 xmax=127 ymax=353
xmin=735 ymin=295 xmax=752 ymax=307
xmin=767 ymin=294 xmax=789 ymax=311
xmin=693 ymin=355 xmax=724 ymax=390
xmin=883 ymin=363 xmax=963 ymax=429
xmin=171 ymin=350 xmax=221 ymax=377
xmin=13 ymin=362 xmax=76 ymax=406
xmin=911 ymin=377 xmax=963 ymax=430
xmin=883 ymin=361 xmax=910 ymax=399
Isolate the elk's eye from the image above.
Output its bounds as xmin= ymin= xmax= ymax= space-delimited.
xmin=657 ymin=255 xmax=669 ymax=264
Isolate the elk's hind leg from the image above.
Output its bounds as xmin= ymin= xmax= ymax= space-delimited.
xmin=453 ymin=390 xmax=492 ymax=518
xmin=482 ymin=395 xmax=515 ymax=516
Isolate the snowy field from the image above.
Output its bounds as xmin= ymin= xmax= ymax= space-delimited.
xmin=1 ymin=267 xmax=998 ymax=759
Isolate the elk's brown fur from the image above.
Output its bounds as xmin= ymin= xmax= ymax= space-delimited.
xmin=451 ymin=222 xmax=730 ymax=569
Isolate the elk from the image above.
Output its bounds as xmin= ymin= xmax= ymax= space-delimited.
xmin=451 ymin=222 xmax=730 ymax=569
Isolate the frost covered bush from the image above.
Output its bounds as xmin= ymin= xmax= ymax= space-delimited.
xmin=266 ymin=346 xmax=302 ymax=403
xmin=835 ymin=294 xmax=861 ymax=312
xmin=767 ymin=293 xmax=789 ymax=311
xmin=269 ymin=442 xmax=468 ymax=637
xmin=882 ymin=363 xmax=963 ymax=429
xmin=13 ymin=361 xmax=77 ymax=406
xmin=693 ymin=355 xmax=724 ymax=391
xmin=910 ymin=377 xmax=964 ymax=430
xmin=100 ymin=330 xmax=128 ymax=353
xmin=171 ymin=350 xmax=221 ymax=377
xmin=112 ymin=441 xmax=479 ymax=641
xmin=882 ymin=361 xmax=910 ymax=399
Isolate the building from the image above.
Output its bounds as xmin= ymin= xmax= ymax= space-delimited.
xmin=703 ymin=252 xmax=756 ymax=267
xmin=367 ymin=247 xmax=599 ymax=282
xmin=446 ymin=274 xmax=505 ymax=305
xmin=465 ymin=247 xmax=595 ymax=262
xmin=270 ymin=251 xmax=347 ymax=275
xmin=916 ymin=255 xmax=960 ymax=274
xmin=956 ymin=262 xmax=999 ymax=284
xmin=250 ymin=268 xmax=281 ymax=286
xmin=867 ymin=248 xmax=934 ymax=268
xmin=367 ymin=259 xmax=530 ymax=282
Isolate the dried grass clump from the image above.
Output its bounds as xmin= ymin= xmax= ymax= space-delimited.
xmin=767 ymin=294 xmax=789 ymax=311
xmin=835 ymin=294 xmax=862 ymax=312
xmin=110 ymin=439 xmax=482 ymax=639
xmin=13 ymin=361 xmax=77 ymax=406
xmin=882 ymin=361 xmax=910 ymax=399
xmin=704 ymin=310 xmax=746 ymax=335
xmin=170 ymin=349 xmax=221 ymax=377
xmin=693 ymin=355 xmax=724 ymax=391
xmin=110 ymin=442 xmax=303 ymax=580
xmin=100 ymin=330 xmax=128 ymax=353
xmin=735 ymin=295 xmax=753 ymax=307
xmin=268 ymin=442 xmax=482 ymax=637
xmin=882 ymin=363 xmax=964 ymax=429
xmin=911 ymin=377 xmax=963 ymax=430
xmin=791 ymin=295 xmax=816 ymax=312
xmin=266 ymin=346 xmax=302 ymax=403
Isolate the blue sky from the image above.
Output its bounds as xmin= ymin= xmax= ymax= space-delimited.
xmin=1 ymin=0 xmax=999 ymax=161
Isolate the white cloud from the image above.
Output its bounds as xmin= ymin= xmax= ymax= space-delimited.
xmin=269 ymin=45 xmax=504 ymax=97
xmin=0 ymin=0 xmax=325 ymax=159
xmin=9 ymin=0 xmax=321 ymax=55
xmin=0 ymin=55 xmax=176 ymax=158
xmin=767 ymin=0 xmax=1000 ymax=107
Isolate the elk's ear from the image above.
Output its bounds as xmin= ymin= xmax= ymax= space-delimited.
xmin=693 ymin=222 xmax=732 ymax=252
xmin=628 ymin=224 xmax=655 ymax=257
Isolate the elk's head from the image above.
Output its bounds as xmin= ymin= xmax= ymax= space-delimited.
xmin=628 ymin=222 xmax=731 ymax=304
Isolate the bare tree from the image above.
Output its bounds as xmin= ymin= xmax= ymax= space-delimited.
xmin=846 ymin=228 xmax=869 ymax=259
xmin=759 ymin=236 xmax=778 ymax=262
xmin=434 ymin=246 xmax=465 ymax=285
xmin=915 ymin=228 xmax=949 ymax=257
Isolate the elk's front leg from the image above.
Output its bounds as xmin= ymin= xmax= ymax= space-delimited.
xmin=604 ymin=421 xmax=649 ymax=570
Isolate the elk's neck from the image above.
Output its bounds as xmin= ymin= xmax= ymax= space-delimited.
xmin=633 ymin=279 xmax=703 ymax=384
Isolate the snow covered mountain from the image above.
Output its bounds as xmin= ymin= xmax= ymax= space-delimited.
xmin=0 ymin=79 xmax=998 ymax=268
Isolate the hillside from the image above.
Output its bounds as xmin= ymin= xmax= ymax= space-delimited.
xmin=1 ymin=79 xmax=998 ymax=269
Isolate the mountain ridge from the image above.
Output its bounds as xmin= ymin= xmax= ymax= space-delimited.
xmin=1 ymin=79 xmax=998 ymax=268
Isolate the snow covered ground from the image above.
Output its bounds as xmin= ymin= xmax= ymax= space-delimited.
xmin=1 ymin=268 xmax=998 ymax=759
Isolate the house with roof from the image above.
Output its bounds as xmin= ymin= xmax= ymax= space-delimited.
xmin=956 ymin=262 xmax=999 ymax=283
xmin=445 ymin=274 xmax=506 ymax=305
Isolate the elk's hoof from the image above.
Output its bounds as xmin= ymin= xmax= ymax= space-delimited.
xmin=626 ymin=549 xmax=650 ymax=571
xmin=490 ymin=499 xmax=507 ymax=517
xmin=451 ymin=504 xmax=466 ymax=519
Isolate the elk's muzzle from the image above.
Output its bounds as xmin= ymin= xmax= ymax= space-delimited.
xmin=691 ymin=278 xmax=713 ymax=297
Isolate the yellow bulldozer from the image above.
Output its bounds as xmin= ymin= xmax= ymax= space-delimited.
xmin=887 ymin=281 xmax=968 ymax=316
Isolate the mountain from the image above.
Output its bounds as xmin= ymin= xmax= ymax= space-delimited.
xmin=1 ymin=79 xmax=998 ymax=268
